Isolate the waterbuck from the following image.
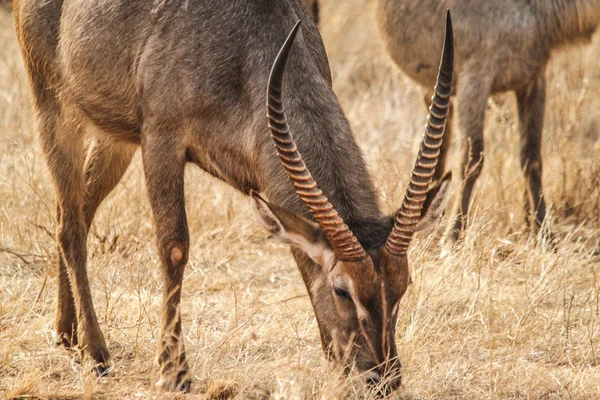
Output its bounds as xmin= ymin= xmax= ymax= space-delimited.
xmin=376 ymin=0 xmax=600 ymax=250
xmin=14 ymin=0 xmax=452 ymax=394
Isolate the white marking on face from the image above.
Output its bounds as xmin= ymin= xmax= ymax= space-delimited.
xmin=309 ymin=275 xmax=325 ymax=298
xmin=355 ymin=302 xmax=369 ymax=320
xmin=345 ymin=278 xmax=369 ymax=320
xmin=323 ymin=251 xmax=337 ymax=270
xmin=341 ymin=331 xmax=358 ymax=366
xmin=333 ymin=274 xmax=380 ymax=364
xmin=330 ymin=328 xmax=343 ymax=361
xmin=392 ymin=301 xmax=400 ymax=318
xmin=364 ymin=370 xmax=382 ymax=383
xmin=380 ymin=280 xmax=389 ymax=358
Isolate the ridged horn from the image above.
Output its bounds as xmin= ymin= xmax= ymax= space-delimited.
xmin=266 ymin=21 xmax=366 ymax=261
xmin=385 ymin=10 xmax=454 ymax=257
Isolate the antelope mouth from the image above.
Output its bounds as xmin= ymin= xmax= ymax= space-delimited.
xmin=366 ymin=374 xmax=402 ymax=398
xmin=364 ymin=370 xmax=382 ymax=383
xmin=361 ymin=363 xmax=403 ymax=397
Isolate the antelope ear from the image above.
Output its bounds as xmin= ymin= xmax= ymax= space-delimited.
xmin=251 ymin=191 xmax=334 ymax=267
xmin=415 ymin=171 xmax=452 ymax=232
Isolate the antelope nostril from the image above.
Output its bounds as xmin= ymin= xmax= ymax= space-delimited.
xmin=389 ymin=375 xmax=402 ymax=390
xmin=367 ymin=373 xmax=402 ymax=398
xmin=364 ymin=370 xmax=382 ymax=385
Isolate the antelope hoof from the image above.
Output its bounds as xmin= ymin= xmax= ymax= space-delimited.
xmin=55 ymin=331 xmax=78 ymax=349
xmin=86 ymin=345 xmax=113 ymax=377
xmin=156 ymin=369 xmax=192 ymax=393
xmin=93 ymin=361 xmax=112 ymax=377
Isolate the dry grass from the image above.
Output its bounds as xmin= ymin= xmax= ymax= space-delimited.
xmin=2 ymin=1 xmax=600 ymax=399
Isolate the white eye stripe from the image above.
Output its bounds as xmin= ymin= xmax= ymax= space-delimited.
xmin=392 ymin=301 xmax=400 ymax=317
xmin=338 ymin=277 xmax=403 ymax=323
xmin=354 ymin=301 xmax=370 ymax=320
xmin=309 ymin=275 xmax=326 ymax=298
xmin=344 ymin=278 xmax=371 ymax=320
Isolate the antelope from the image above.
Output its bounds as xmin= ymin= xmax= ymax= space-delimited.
xmin=376 ymin=0 xmax=600 ymax=250
xmin=14 ymin=0 xmax=453 ymax=394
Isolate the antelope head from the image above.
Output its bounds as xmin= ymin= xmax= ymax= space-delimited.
xmin=253 ymin=12 xmax=453 ymax=395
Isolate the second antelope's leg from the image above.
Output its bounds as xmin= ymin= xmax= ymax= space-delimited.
xmin=141 ymin=132 xmax=190 ymax=392
xmin=516 ymin=76 xmax=547 ymax=231
xmin=423 ymin=90 xmax=455 ymax=182
xmin=445 ymin=74 xmax=490 ymax=246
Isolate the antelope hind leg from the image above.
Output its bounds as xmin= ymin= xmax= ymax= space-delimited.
xmin=54 ymin=137 xmax=136 ymax=359
xmin=39 ymin=111 xmax=112 ymax=375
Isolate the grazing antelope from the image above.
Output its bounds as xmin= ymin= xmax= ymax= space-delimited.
xmin=376 ymin=0 xmax=600 ymax=250
xmin=15 ymin=0 xmax=452 ymax=394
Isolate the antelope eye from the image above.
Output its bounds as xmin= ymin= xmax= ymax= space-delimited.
xmin=333 ymin=286 xmax=351 ymax=300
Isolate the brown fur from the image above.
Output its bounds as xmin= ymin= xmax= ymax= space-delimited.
xmin=300 ymin=0 xmax=320 ymax=25
xmin=14 ymin=0 xmax=449 ymax=394
xmin=376 ymin=0 xmax=600 ymax=246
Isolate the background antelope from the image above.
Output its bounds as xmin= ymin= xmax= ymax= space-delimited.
xmin=376 ymin=0 xmax=600 ymax=251
xmin=14 ymin=0 xmax=453 ymax=394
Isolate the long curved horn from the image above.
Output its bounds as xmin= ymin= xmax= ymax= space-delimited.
xmin=266 ymin=21 xmax=366 ymax=261
xmin=385 ymin=10 xmax=454 ymax=257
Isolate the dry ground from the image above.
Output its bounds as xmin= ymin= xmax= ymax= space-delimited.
xmin=2 ymin=1 xmax=600 ymax=399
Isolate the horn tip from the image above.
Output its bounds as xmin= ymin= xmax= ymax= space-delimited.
xmin=268 ymin=19 xmax=303 ymax=89
xmin=289 ymin=20 xmax=302 ymax=41
xmin=445 ymin=10 xmax=453 ymax=38
xmin=442 ymin=9 xmax=454 ymax=73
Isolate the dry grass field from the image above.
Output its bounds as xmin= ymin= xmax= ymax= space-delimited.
xmin=2 ymin=1 xmax=600 ymax=399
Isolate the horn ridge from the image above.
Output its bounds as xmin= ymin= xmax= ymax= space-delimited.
xmin=266 ymin=21 xmax=366 ymax=262
xmin=386 ymin=10 xmax=454 ymax=257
